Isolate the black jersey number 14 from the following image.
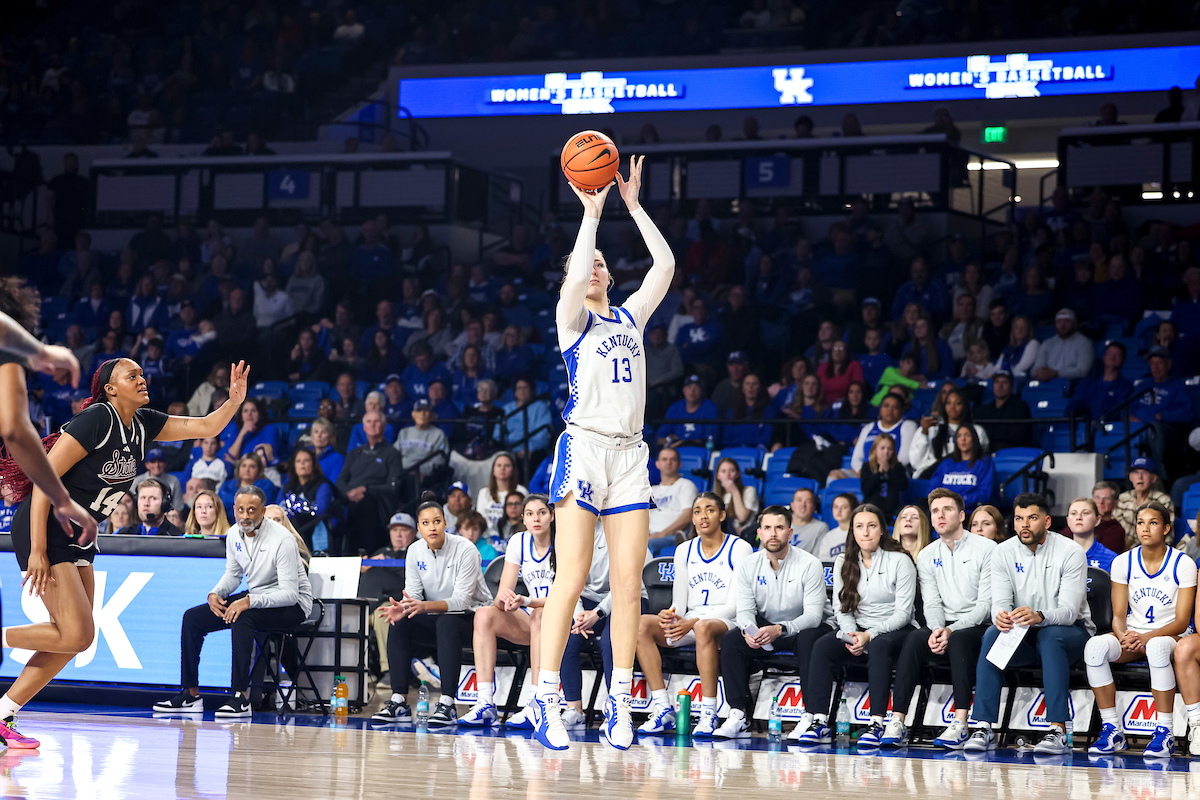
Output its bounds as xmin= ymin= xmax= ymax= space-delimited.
xmin=89 ymin=487 xmax=127 ymax=517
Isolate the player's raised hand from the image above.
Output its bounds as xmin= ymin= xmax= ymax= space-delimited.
xmin=569 ymin=180 xmax=612 ymax=220
xmin=615 ymin=155 xmax=644 ymax=212
xmin=227 ymin=361 xmax=250 ymax=405
xmin=28 ymin=344 xmax=81 ymax=388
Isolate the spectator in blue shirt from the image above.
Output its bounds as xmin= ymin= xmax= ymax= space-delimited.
xmin=351 ymin=219 xmax=395 ymax=282
xmin=656 ymin=374 xmax=720 ymax=446
xmin=497 ymin=283 xmax=534 ymax=334
xmin=930 ymin=424 xmax=994 ymax=507
xmin=1061 ymin=496 xmax=1117 ymax=573
xmin=39 ymin=369 xmax=79 ymax=429
xmin=1067 ymin=341 xmax=1133 ymax=423
xmin=452 ymin=345 xmax=493 ymax=406
xmin=1131 ymin=347 xmax=1194 ymax=477
xmin=86 ymin=329 xmax=129 ymax=382
xmin=74 ymin=281 xmax=111 ymax=334
xmin=720 ymin=372 xmax=774 ymax=448
xmin=857 ymin=328 xmax=892 ymax=390
xmin=401 ymin=342 xmax=452 ymax=400
xmin=891 ymin=257 xmax=949 ymax=324
xmin=427 ymin=379 xmax=460 ymax=441
xmin=348 ymin=392 xmax=397 ymax=450
xmin=493 ymin=326 xmax=538 ymax=385
xmin=381 ymin=375 xmax=415 ymax=425
xmin=359 ymin=299 xmax=405 ymax=353
xmin=1170 ymin=267 xmax=1200 ymax=340
xmin=675 ymin=297 xmax=724 ymax=373
xmin=221 ymin=397 xmax=287 ymax=464
xmin=309 ymin=418 xmax=344 ymax=483
xmin=1007 ymin=266 xmax=1056 ymax=326
xmin=1094 ymin=254 xmax=1143 ymax=330
xmin=496 ymin=377 xmax=552 ymax=462
xmin=901 ymin=314 xmax=954 ymax=380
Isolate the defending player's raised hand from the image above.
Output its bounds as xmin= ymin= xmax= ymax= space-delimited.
xmin=614 ymin=155 xmax=644 ymax=212
xmin=226 ymin=361 xmax=250 ymax=406
xmin=569 ymin=180 xmax=613 ymax=220
xmin=27 ymin=344 xmax=81 ymax=388
xmin=56 ymin=498 xmax=99 ymax=547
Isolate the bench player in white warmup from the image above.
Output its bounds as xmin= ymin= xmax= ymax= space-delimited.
xmin=460 ymin=495 xmax=557 ymax=726
xmin=1086 ymin=501 xmax=1196 ymax=758
xmin=533 ymin=155 xmax=675 ymax=751
xmin=635 ymin=493 xmax=752 ymax=736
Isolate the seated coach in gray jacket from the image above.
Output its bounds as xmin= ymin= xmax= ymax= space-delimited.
xmin=153 ymin=485 xmax=313 ymax=718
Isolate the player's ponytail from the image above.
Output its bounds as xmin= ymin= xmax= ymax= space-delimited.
xmin=0 ymin=358 xmax=122 ymax=502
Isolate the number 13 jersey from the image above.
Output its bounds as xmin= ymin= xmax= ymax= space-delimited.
xmin=558 ymin=307 xmax=646 ymax=439
xmin=60 ymin=402 xmax=169 ymax=525
xmin=1113 ymin=546 xmax=1198 ymax=634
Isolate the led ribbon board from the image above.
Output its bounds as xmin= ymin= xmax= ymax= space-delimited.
xmin=397 ymin=45 xmax=1200 ymax=118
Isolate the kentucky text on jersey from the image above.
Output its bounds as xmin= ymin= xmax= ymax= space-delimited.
xmin=688 ymin=572 xmax=728 ymax=592
xmin=1129 ymin=586 xmax=1174 ymax=606
xmin=594 ymin=333 xmax=642 ymax=359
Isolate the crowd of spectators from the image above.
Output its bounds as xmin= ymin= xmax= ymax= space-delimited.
xmin=11 ymin=161 xmax=1200 ymax=561
xmin=0 ymin=0 xmax=398 ymax=145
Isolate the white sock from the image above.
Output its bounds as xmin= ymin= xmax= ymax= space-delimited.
xmin=435 ymin=694 xmax=453 ymax=707
xmin=1099 ymin=707 xmax=1119 ymax=725
xmin=814 ymin=713 xmax=828 ymax=724
xmin=391 ymin=692 xmax=405 ymax=705
xmin=870 ymin=715 xmax=883 ymax=726
xmin=702 ymin=696 xmax=717 ymax=712
xmin=611 ymin=667 xmax=633 ymax=698
xmin=979 ymin=721 xmax=992 ymax=730
xmin=537 ymin=670 xmax=560 ymax=700
xmin=650 ymin=688 xmax=669 ymax=707
xmin=1187 ymin=702 xmax=1200 ymax=725
xmin=0 ymin=695 xmax=20 ymax=721
xmin=1 ymin=628 xmax=9 ymax=649
xmin=477 ymin=681 xmax=494 ymax=705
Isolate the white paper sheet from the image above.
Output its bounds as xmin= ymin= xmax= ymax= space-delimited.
xmin=985 ymin=623 xmax=1030 ymax=670
xmin=743 ymin=624 xmax=775 ymax=652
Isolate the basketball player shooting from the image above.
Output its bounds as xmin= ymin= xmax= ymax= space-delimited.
xmin=531 ymin=155 xmax=675 ymax=751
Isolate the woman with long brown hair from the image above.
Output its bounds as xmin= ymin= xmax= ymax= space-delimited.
xmin=183 ymin=489 xmax=230 ymax=537
xmin=796 ymin=503 xmax=916 ymax=748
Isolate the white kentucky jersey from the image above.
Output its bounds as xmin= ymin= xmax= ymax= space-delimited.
xmin=1113 ymin=547 xmax=1198 ymax=634
xmin=504 ymin=530 xmax=555 ymax=603
xmin=559 ymin=307 xmax=646 ymax=438
xmin=677 ymin=533 xmax=753 ymax=618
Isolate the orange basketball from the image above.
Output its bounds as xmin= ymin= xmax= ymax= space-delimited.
xmin=561 ymin=130 xmax=620 ymax=192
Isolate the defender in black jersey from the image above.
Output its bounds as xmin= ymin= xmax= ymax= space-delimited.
xmin=0 ymin=356 xmax=249 ymax=748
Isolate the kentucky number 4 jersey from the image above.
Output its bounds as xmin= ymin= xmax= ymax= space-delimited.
xmin=61 ymin=403 xmax=169 ymax=522
xmin=1113 ymin=547 xmax=1198 ymax=634
xmin=558 ymin=307 xmax=646 ymax=438
xmin=676 ymin=533 xmax=753 ymax=618
xmin=504 ymin=530 xmax=555 ymax=602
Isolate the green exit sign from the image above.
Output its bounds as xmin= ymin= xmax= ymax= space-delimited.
xmin=981 ymin=125 xmax=1008 ymax=144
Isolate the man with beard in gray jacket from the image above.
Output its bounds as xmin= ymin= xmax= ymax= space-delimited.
xmin=153 ymin=485 xmax=312 ymax=718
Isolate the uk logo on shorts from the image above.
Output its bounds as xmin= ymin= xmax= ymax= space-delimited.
xmin=577 ymin=480 xmax=595 ymax=503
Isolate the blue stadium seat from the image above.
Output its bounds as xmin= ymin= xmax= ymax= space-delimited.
xmin=992 ymin=447 xmax=1045 ymax=505
xmin=40 ymin=296 xmax=69 ymax=322
xmin=288 ymin=388 xmax=324 ymax=406
xmin=1095 ymin=424 xmax=1147 ymax=480
xmin=1040 ymin=422 xmax=1087 ymax=453
xmin=762 ymin=447 xmax=796 ymax=478
xmin=356 ymin=380 xmax=371 ymax=398
xmin=1122 ymin=357 xmax=1150 ymax=382
xmin=764 ymin=475 xmax=818 ymax=506
xmin=289 ymin=401 xmax=321 ymax=420
xmin=674 ymin=446 xmax=708 ymax=494
xmin=826 ymin=477 xmax=862 ymax=495
xmin=903 ymin=478 xmax=932 ymax=506
xmin=291 ymin=381 xmax=330 ymax=397
xmin=912 ymin=388 xmax=939 ymax=415
xmin=1181 ymin=492 xmax=1200 ymax=539
xmin=1133 ymin=314 xmax=1164 ymax=342
xmin=250 ymin=386 xmax=284 ymax=401
xmin=288 ymin=423 xmax=311 ymax=447
xmin=1030 ymin=397 xmax=1069 ymax=419
xmin=819 ymin=485 xmax=863 ymax=527
xmin=1020 ymin=379 xmax=1069 ymax=403
xmin=253 ymin=380 xmax=290 ymax=395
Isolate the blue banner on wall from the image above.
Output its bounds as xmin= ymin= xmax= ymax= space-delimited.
xmin=0 ymin=555 xmax=232 ymax=687
xmin=397 ymin=45 xmax=1200 ymax=118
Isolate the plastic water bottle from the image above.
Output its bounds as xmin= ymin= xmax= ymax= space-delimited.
xmin=835 ymin=698 xmax=851 ymax=748
xmin=334 ymin=675 xmax=349 ymax=717
xmin=416 ymin=681 xmax=431 ymax=728
xmin=676 ymin=690 xmax=691 ymax=738
xmin=1065 ymin=719 xmax=1074 ymax=749
xmin=768 ymin=695 xmax=783 ymax=745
